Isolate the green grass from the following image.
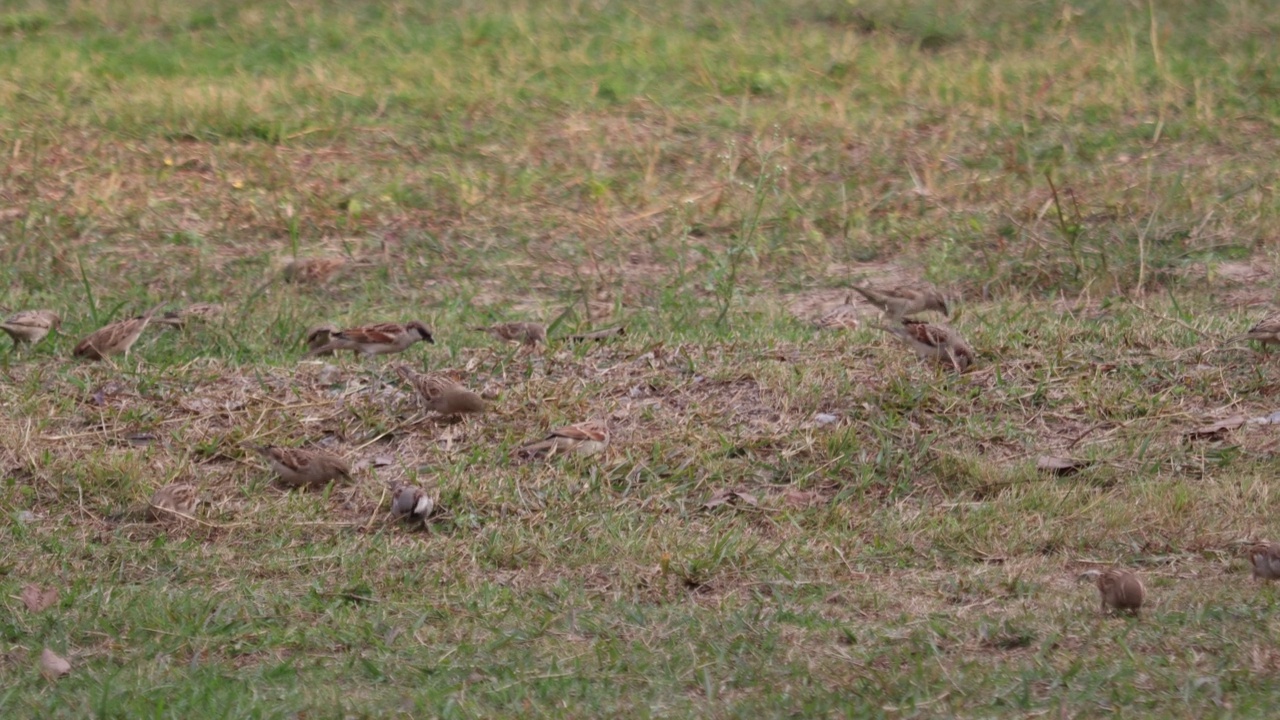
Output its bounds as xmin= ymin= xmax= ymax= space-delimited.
xmin=2 ymin=0 xmax=1280 ymax=716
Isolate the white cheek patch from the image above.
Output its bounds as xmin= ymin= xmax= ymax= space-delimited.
xmin=414 ymin=497 xmax=434 ymax=516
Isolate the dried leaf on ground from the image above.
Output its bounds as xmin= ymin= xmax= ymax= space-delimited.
xmin=702 ymin=489 xmax=758 ymax=510
xmin=40 ymin=648 xmax=71 ymax=680
xmin=20 ymin=584 xmax=58 ymax=612
xmin=1036 ymin=455 xmax=1092 ymax=477
xmin=1185 ymin=415 xmax=1246 ymax=441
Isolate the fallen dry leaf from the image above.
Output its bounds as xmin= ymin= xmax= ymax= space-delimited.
xmin=1036 ymin=455 xmax=1092 ymax=477
xmin=40 ymin=648 xmax=71 ymax=680
xmin=19 ymin=584 xmax=58 ymax=612
xmin=1185 ymin=415 xmax=1246 ymax=441
xmin=780 ymin=489 xmax=823 ymax=508
xmin=702 ymin=489 xmax=759 ymax=510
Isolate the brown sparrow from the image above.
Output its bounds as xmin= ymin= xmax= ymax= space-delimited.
xmin=1 ymin=309 xmax=61 ymax=348
xmin=306 ymin=321 xmax=434 ymax=357
xmin=1086 ymin=568 xmax=1145 ymax=615
xmin=147 ymin=483 xmax=200 ymax=521
xmin=155 ymin=303 xmax=223 ymax=329
xmin=73 ymin=304 xmax=165 ymax=360
xmin=876 ymin=319 xmax=974 ymax=373
xmin=393 ymin=365 xmax=486 ymax=416
xmin=304 ymin=323 xmax=343 ymax=357
xmin=1235 ymin=314 xmax=1280 ymax=349
xmin=815 ymin=293 xmax=861 ymax=330
xmin=1248 ymin=541 xmax=1280 ymax=580
xmin=282 ymin=257 xmax=349 ymax=285
xmin=516 ymin=419 xmax=610 ymax=460
xmin=390 ymin=484 xmax=436 ymax=527
xmin=249 ymin=445 xmax=352 ymax=488
xmin=852 ymin=284 xmax=949 ymax=321
xmin=473 ymin=322 xmax=546 ymax=347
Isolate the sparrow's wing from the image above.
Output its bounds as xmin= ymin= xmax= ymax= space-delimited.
xmin=5 ymin=311 xmax=55 ymax=329
xmin=336 ymin=323 xmax=403 ymax=344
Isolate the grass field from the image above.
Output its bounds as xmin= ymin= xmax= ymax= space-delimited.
xmin=2 ymin=0 xmax=1280 ymax=716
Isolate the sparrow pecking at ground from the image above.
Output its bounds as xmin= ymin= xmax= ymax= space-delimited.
xmin=1247 ymin=541 xmax=1280 ymax=580
xmin=851 ymin=284 xmax=949 ymax=321
xmin=249 ymin=445 xmax=352 ymax=488
xmin=73 ymin=304 xmax=166 ymax=360
xmin=0 ymin=309 xmax=61 ymax=349
xmin=154 ymin=303 xmax=224 ymax=329
xmin=305 ymin=321 xmax=434 ymax=358
xmin=390 ymin=484 xmax=436 ymax=527
xmin=875 ymin=319 xmax=975 ymax=373
xmin=814 ymin=293 xmax=861 ymax=330
xmin=393 ymin=365 xmax=486 ymax=417
xmin=1084 ymin=568 xmax=1145 ymax=616
xmin=516 ymin=418 xmax=610 ymax=460
xmin=1234 ymin=313 xmax=1280 ymax=349
xmin=473 ymin=322 xmax=547 ymax=347
xmin=147 ymin=483 xmax=200 ymax=522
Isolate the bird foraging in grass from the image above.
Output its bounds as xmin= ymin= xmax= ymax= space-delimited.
xmin=1233 ymin=313 xmax=1280 ymax=350
xmin=282 ymin=257 xmax=350 ymax=285
xmin=146 ymin=483 xmax=200 ymax=522
xmin=875 ymin=319 xmax=974 ymax=373
xmin=249 ymin=445 xmax=352 ymax=489
xmin=473 ymin=321 xmax=547 ymax=347
xmin=390 ymin=484 xmax=436 ymax=527
xmin=393 ymin=365 xmax=487 ymax=417
xmin=108 ymin=482 xmax=200 ymax=523
xmin=516 ymin=419 xmax=610 ymax=461
xmin=1 ymin=309 xmax=61 ymax=349
xmin=1247 ymin=541 xmax=1280 ymax=581
xmin=73 ymin=304 xmax=166 ymax=360
xmin=1081 ymin=568 xmax=1145 ymax=616
xmin=305 ymin=321 xmax=434 ymax=358
xmin=155 ymin=303 xmax=223 ymax=329
xmin=851 ymin=284 xmax=949 ymax=321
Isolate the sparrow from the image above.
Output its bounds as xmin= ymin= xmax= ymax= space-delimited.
xmin=282 ymin=257 xmax=349 ymax=285
xmin=1085 ymin=568 xmax=1145 ymax=616
xmin=876 ymin=319 xmax=975 ymax=373
xmin=155 ymin=303 xmax=223 ymax=329
xmin=249 ymin=445 xmax=352 ymax=488
xmin=473 ymin=322 xmax=546 ymax=347
xmin=1234 ymin=313 xmax=1280 ymax=349
xmin=516 ymin=418 xmax=610 ymax=460
xmin=305 ymin=321 xmax=434 ymax=357
xmin=390 ymin=484 xmax=436 ymax=527
xmin=73 ymin=304 xmax=166 ymax=360
xmin=851 ymin=284 xmax=949 ymax=320
xmin=147 ymin=483 xmax=200 ymax=521
xmin=393 ymin=365 xmax=486 ymax=416
xmin=814 ymin=293 xmax=861 ymax=330
xmin=0 ymin=309 xmax=61 ymax=348
xmin=1248 ymin=541 xmax=1280 ymax=580
xmin=304 ymin=323 xmax=342 ymax=356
